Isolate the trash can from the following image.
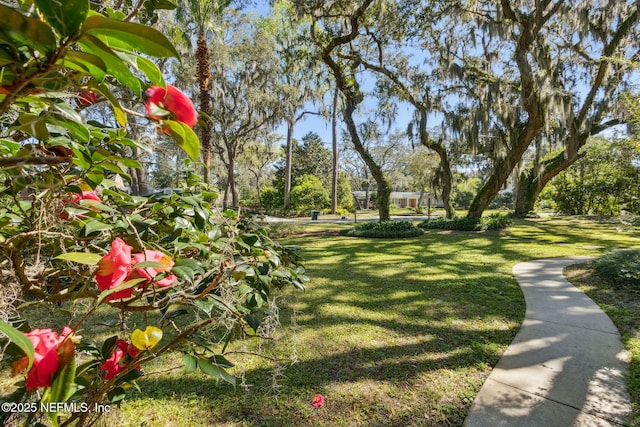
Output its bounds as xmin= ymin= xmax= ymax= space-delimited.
xmin=311 ymin=210 xmax=320 ymax=220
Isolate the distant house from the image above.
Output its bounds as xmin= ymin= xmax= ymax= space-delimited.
xmin=352 ymin=191 xmax=443 ymax=209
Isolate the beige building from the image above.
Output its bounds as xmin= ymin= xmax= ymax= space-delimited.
xmin=352 ymin=191 xmax=443 ymax=209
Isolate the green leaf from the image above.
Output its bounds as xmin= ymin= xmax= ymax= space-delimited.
xmin=244 ymin=314 xmax=260 ymax=331
xmin=101 ymin=336 xmax=117 ymax=359
xmin=35 ymin=0 xmax=88 ymax=37
xmin=132 ymin=261 xmax=165 ymax=269
xmin=197 ymin=359 xmax=236 ymax=386
xmin=42 ymin=355 xmax=76 ymax=414
xmin=85 ymin=167 xmax=105 ymax=186
xmin=174 ymin=258 xmax=200 ymax=270
xmin=111 ymin=155 xmax=141 ymax=168
xmin=172 ymin=265 xmax=194 ymax=282
xmin=0 ymin=319 xmax=34 ymax=373
xmin=0 ymin=139 xmax=22 ymax=156
xmin=100 ymin=162 xmax=130 ymax=178
xmin=114 ymin=368 xmax=143 ymax=385
xmin=0 ymin=4 xmax=56 ymax=54
xmin=83 ymin=219 xmax=112 ymax=236
xmin=95 ymin=278 xmax=146 ymax=306
xmin=148 ymin=0 xmax=177 ymax=10
xmin=61 ymin=51 xmax=107 ymax=82
xmin=107 ymin=387 xmax=126 ymax=403
xmin=135 ymin=55 xmax=164 ymax=86
xmin=95 ymin=82 xmax=126 ymax=126
xmin=15 ymin=113 xmax=50 ymax=140
xmin=75 ymin=359 xmax=100 ymax=376
xmin=55 ymin=252 xmax=102 ymax=265
xmin=49 ymin=117 xmax=90 ymax=143
xmin=209 ymin=354 xmax=234 ymax=369
xmin=163 ymin=120 xmax=201 ymax=162
xmin=78 ymin=35 xmax=141 ymax=97
xmin=182 ymin=353 xmax=197 ymax=374
xmin=81 ymin=15 xmax=179 ymax=58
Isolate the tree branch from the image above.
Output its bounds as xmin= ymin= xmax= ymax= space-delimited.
xmin=0 ymin=156 xmax=71 ymax=168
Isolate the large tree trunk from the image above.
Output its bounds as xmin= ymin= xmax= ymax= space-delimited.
xmin=316 ymin=0 xmax=390 ymax=220
xmin=331 ymin=86 xmax=339 ymax=214
xmin=513 ymin=119 xmax=622 ymax=215
xmin=433 ymin=145 xmax=455 ymax=219
xmin=468 ymin=123 xmax=542 ymax=219
xmin=514 ymin=149 xmax=577 ymax=216
xmin=225 ymin=142 xmax=238 ymax=208
xmin=417 ymin=109 xmax=455 ymax=219
xmin=344 ymin=99 xmax=392 ymax=221
xmin=283 ymin=118 xmax=293 ymax=210
xmin=510 ymin=4 xmax=635 ymax=216
xmin=467 ymin=5 xmax=545 ymax=219
xmin=196 ymin=31 xmax=212 ymax=184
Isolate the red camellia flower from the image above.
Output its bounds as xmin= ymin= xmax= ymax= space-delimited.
xmin=145 ymin=85 xmax=197 ymax=129
xmin=78 ymin=90 xmax=98 ymax=106
xmin=71 ymin=190 xmax=101 ymax=204
xmin=11 ymin=327 xmax=74 ymax=390
xmin=132 ymin=250 xmax=177 ymax=288
xmin=95 ymin=238 xmax=134 ymax=300
xmin=311 ymin=394 xmax=325 ymax=408
xmin=100 ymin=339 xmax=140 ymax=380
xmin=60 ymin=190 xmax=102 ymax=220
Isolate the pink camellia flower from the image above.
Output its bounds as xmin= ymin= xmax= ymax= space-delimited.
xmin=311 ymin=394 xmax=325 ymax=408
xmin=11 ymin=327 xmax=74 ymax=390
xmin=100 ymin=339 xmax=140 ymax=380
xmin=132 ymin=250 xmax=177 ymax=288
xmin=95 ymin=238 xmax=134 ymax=300
xmin=145 ymin=85 xmax=197 ymax=129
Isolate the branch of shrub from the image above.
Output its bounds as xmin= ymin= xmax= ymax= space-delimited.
xmin=0 ymin=156 xmax=72 ymax=168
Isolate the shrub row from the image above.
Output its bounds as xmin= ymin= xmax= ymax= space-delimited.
xmin=343 ymin=221 xmax=425 ymax=238
xmin=418 ymin=213 xmax=512 ymax=231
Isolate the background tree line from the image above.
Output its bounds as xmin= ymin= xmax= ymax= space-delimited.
xmin=118 ymin=0 xmax=639 ymax=219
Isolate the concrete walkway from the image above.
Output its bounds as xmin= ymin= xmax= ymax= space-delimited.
xmin=464 ymin=257 xmax=632 ymax=427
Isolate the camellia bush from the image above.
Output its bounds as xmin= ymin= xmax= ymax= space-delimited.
xmin=0 ymin=1 xmax=307 ymax=426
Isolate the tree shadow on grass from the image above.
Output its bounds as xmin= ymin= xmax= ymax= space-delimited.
xmin=119 ymin=232 xmax=533 ymax=426
xmin=92 ymin=221 xmax=640 ymax=425
xmin=130 ymin=322 xmax=518 ymax=427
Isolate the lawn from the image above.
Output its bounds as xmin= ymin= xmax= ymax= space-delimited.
xmin=2 ymin=215 xmax=639 ymax=426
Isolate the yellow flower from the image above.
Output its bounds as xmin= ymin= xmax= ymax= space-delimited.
xmin=131 ymin=326 xmax=163 ymax=351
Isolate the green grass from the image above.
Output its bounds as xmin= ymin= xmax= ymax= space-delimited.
xmin=565 ymin=260 xmax=640 ymax=425
xmin=2 ymin=215 xmax=640 ymax=426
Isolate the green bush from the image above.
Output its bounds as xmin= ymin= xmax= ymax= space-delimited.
xmin=343 ymin=221 xmax=424 ymax=238
xmin=419 ymin=214 xmax=511 ymax=231
xmin=593 ymin=249 xmax=640 ymax=289
xmin=482 ymin=213 xmax=513 ymax=230
xmin=290 ymin=174 xmax=330 ymax=214
xmin=420 ymin=217 xmax=479 ymax=231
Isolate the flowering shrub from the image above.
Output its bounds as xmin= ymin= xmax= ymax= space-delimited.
xmin=0 ymin=2 xmax=306 ymax=426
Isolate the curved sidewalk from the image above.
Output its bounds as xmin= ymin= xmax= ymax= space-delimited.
xmin=464 ymin=257 xmax=632 ymax=426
